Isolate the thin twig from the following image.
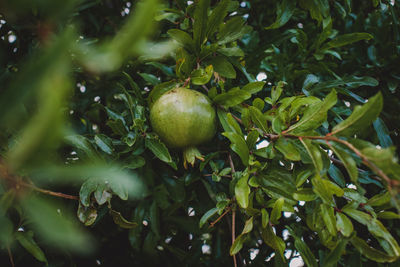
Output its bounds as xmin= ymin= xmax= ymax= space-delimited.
xmin=232 ymin=208 xmax=237 ymax=267
xmin=21 ymin=181 xmax=79 ymax=200
xmin=264 ymin=133 xmax=398 ymax=188
xmin=209 ymin=207 xmax=231 ymax=228
xmin=7 ymin=245 xmax=15 ymax=267
xmin=228 ymin=154 xmax=236 ymax=173
xmin=0 ymin=162 xmax=79 ymax=201
xmin=203 ymin=174 xmax=232 ymax=178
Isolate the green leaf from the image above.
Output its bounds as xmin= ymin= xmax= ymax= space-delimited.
xmin=145 ymin=137 xmax=174 ymax=166
xmin=122 ymin=155 xmax=146 ymax=170
xmin=206 ymin=0 xmax=230 ymax=38
xmin=322 ymin=33 xmax=374 ymax=49
xmin=138 ymin=72 xmax=160 ymax=85
xmin=109 ymin=209 xmax=138 ymax=229
xmin=322 ymin=238 xmax=349 ymax=267
xmin=218 ymin=46 xmax=244 ymax=57
xmin=226 ymin=113 xmax=242 ymax=135
xmin=275 ymin=137 xmax=301 ymax=161
xmin=261 ymin=208 xmax=269 ymax=228
xmin=329 ymin=142 xmax=358 ymax=183
xmin=332 ymin=92 xmax=383 ymax=136
xmin=288 ymin=227 xmax=318 ymax=267
xmin=15 ymin=231 xmax=48 ymax=263
xmin=94 ymin=134 xmax=114 ymax=155
xmin=287 ymin=89 xmax=337 ymax=134
xmin=242 ymin=81 xmax=266 ymax=95
xmin=343 ymin=208 xmax=400 ymax=257
xmin=299 ymin=0 xmax=328 ymax=23
xmin=368 ymin=191 xmax=391 ymax=207
xmin=167 ymin=29 xmax=194 ymax=52
xmin=217 ymin=17 xmax=252 ymax=45
xmin=235 ymin=174 xmax=250 ymax=208
xmin=148 ymin=80 xmax=177 ymax=108
xmin=199 ymin=207 xmax=218 ymax=228
xmin=373 ymin=118 xmax=393 ymax=148
xmin=193 ymin=0 xmax=210 ymax=51
xmin=23 ymin=196 xmax=93 ymax=253
xmin=246 ymin=130 xmax=259 ymax=149
xmin=270 ymin=198 xmax=284 ymax=224
xmin=262 ymin=224 xmax=286 ymax=260
xmin=293 ymin=188 xmax=318 ymax=201
xmin=230 ymin=235 xmax=246 ymax=256
xmin=336 ymin=213 xmax=354 ymax=237
xmin=230 ymin=217 xmax=253 ymax=255
xmin=351 ymin=236 xmax=398 ymax=263
xmin=310 ymin=76 xmax=378 ymax=93
xmin=312 ymin=175 xmax=336 ymax=205
xmin=300 ymin=139 xmax=324 ymax=174
xmin=265 ymin=0 xmax=296 ymax=29
xmin=213 ymin=87 xmax=251 ymax=107
xmin=377 ymin=211 xmax=400 ymax=220
xmin=320 ymin=203 xmax=337 ymax=236
xmin=248 ymin=106 xmax=268 ymax=132
xmin=209 ymin=56 xmax=236 ymax=78
xmin=271 ymin=81 xmax=286 ymax=105
xmin=77 ymin=202 xmax=98 ymax=226
xmin=191 ymin=65 xmax=214 ymax=85
xmin=222 ymin=132 xmax=249 ymax=166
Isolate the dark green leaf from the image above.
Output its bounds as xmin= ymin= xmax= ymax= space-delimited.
xmin=15 ymin=231 xmax=48 ymax=263
xmin=332 ymin=92 xmax=383 ymax=136
xmin=336 ymin=213 xmax=354 ymax=237
xmin=287 ymin=90 xmax=337 ymax=134
xmin=270 ymin=198 xmax=284 ymax=224
xmin=94 ymin=134 xmax=114 ymax=155
xmin=235 ymin=174 xmax=250 ymax=208
xmin=145 ymin=137 xmax=174 ymax=165
xmin=248 ymin=106 xmax=268 ymax=132
xmin=265 ymin=0 xmax=295 ymax=29
xmin=242 ymin=81 xmax=266 ymax=95
xmin=110 ymin=209 xmax=138 ymax=229
xmin=191 ymin=65 xmax=214 ymax=85
xmin=222 ymin=132 xmax=249 ymax=166
xmin=214 ymin=87 xmax=251 ymax=107
xmin=323 ymin=238 xmax=349 ymax=267
xmin=351 ymin=236 xmax=398 ymax=263
xmin=209 ymin=56 xmax=236 ymax=78
xmin=322 ymin=33 xmax=374 ymax=49
xmin=193 ymin=0 xmax=210 ymax=50
xmin=329 ymin=142 xmax=358 ymax=183
xmin=373 ymin=118 xmax=393 ymax=148
xmin=199 ymin=207 xmax=218 ymax=228
xmin=167 ymin=29 xmax=194 ymax=52
xmin=275 ymin=137 xmax=301 ymax=161
xmin=320 ymin=203 xmax=337 ymax=236
xmin=206 ymin=0 xmax=230 ymax=38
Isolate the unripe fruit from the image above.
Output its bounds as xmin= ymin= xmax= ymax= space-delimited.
xmin=150 ymin=87 xmax=216 ymax=148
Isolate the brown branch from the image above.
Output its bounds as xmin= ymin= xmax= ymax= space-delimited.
xmin=231 ymin=114 xmax=243 ymax=125
xmin=203 ymin=174 xmax=232 ymax=178
xmin=232 ymin=208 xmax=237 ymax=267
xmin=7 ymin=245 xmax=15 ymax=267
xmin=264 ymin=133 xmax=399 ymax=188
xmin=209 ymin=207 xmax=231 ymax=228
xmin=1 ymin=162 xmax=79 ymax=201
xmin=21 ymin=181 xmax=79 ymax=200
xmin=228 ymin=153 xmax=236 ymax=173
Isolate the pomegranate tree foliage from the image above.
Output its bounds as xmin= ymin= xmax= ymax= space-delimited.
xmin=1 ymin=0 xmax=400 ymax=266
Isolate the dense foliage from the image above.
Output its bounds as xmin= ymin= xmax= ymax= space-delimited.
xmin=1 ymin=0 xmax=400 ymax=266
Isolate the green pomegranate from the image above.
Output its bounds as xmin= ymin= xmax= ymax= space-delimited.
xmin=150 ymin=87 xmax=216 ymax=167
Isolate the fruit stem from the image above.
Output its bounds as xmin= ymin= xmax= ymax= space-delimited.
xmin=183 ymin=146 xmax=204 ymax=169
